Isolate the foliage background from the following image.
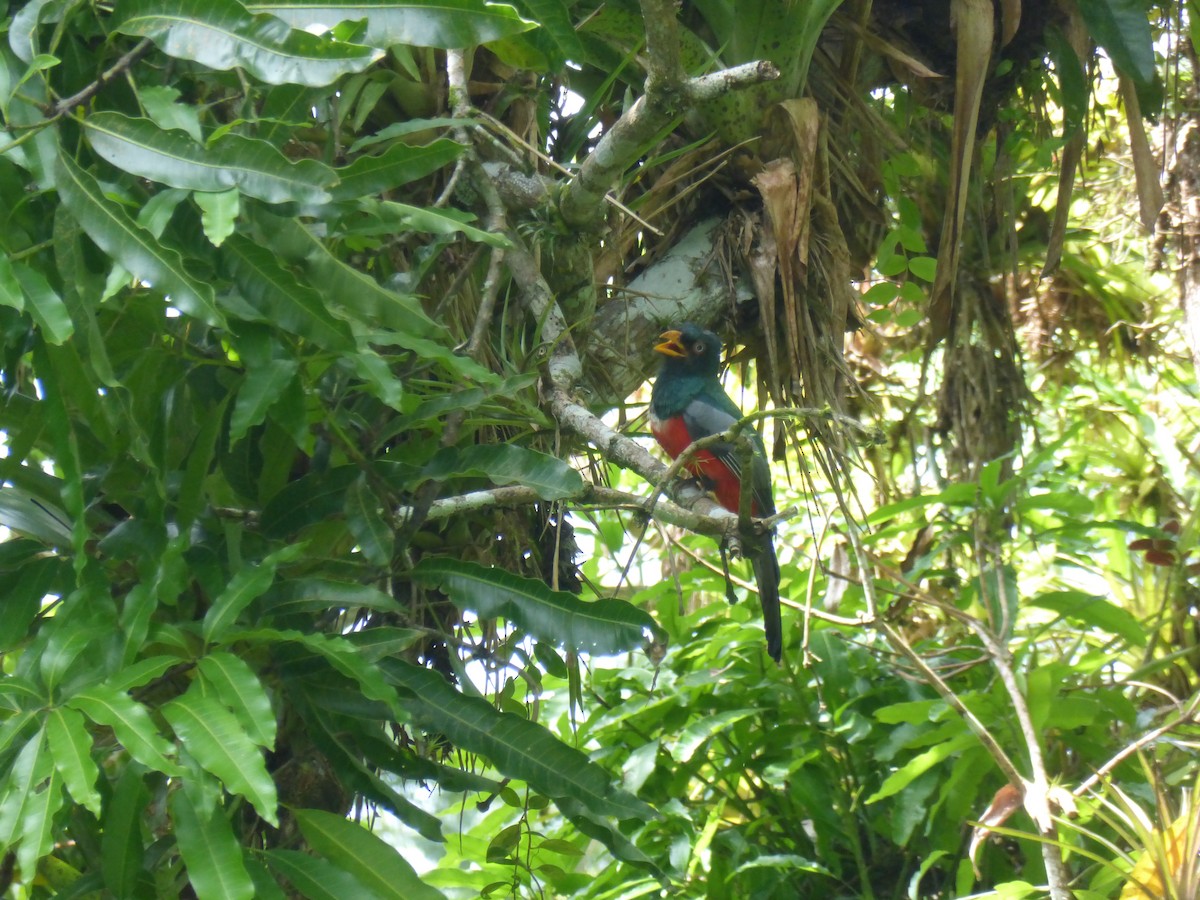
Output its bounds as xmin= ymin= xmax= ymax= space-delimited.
xmin=1 ymin=0 xmax=1199 ymax=898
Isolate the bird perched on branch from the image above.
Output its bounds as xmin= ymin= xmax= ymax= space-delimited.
xmin=649 ymin=323 xmax=783 ymax=662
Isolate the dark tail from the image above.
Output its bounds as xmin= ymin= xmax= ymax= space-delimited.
xmin=750 ymin=532 xmax=783 ymax=663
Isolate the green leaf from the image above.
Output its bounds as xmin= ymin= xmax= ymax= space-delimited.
xmin=383 ymin=658 xmax=658 ymax=823
xmin=67 ymin=684 xmax=183 ymax=776
xmin=263 ymin=578 xmax=402 ymax=615
xmin=194 ymin=188 xmax=240 ymax=246
xmin=53 ymin=152 xmax=225 ymax=327
xmin=163 ymin=692 xmax=279 ymax=825
xmin=170 ymin=787 xmax=255 ymax=900
xmin=12 ymin=261 xmax=72 ymax=344
xmin=672 ymin=709 xmax=758 ymax=763
xmin=196 ymin=652 xmax=277 ymax=748
xmin=1077 ymin=0 xmax=1155 ymax=84
xmin=246 ymin=0 xmax=535 ymax=49
xmin=0 ymin=486 xmax=72 ymax=547
xmin=355 ymin=199 xmax=511 ymax=246
xmin=422 ymin=445 xmax=583 ymax=499
xmin=413 ymin=558 xmax=659 ymax=655
xmin=102 ymin=764 xmax=149 ymax=896
xmin=345 ymin=474 xmax=394 ymax=566
xmin=203 ymin=543 xmax=307 ymax=642
xmin=265 ymin=848 xmax=383 ymax=900
xmin=330 ymin=139 xmax=464 ymax=200
xmin=139 ymin=84 xmax=203 ymax=141
xmin=84 ymin=113 xmax=338 ymax=204
xmin=247 ymin=206 xmax=444 ymax=337
xmin=906 ymin=255 xmax=938 ymax=282
xmin=230 ymin=358 xmax=300 ymax=445
xmin=1027 ymin=590 xmax=1147 ymax=646
xmin=113 ymin=0 xmax=381 ymax=86
xmin=46 ymin=706 xmax=101 ymax=815
xmin=223 ymin=235 xmax=355 ymax=350
xmin=866 ymin=732 xmax=975 ymax=803
xmin=0 ymin=726 xmax=61 ymax=877
xmin=293 ymin=808 xmax=446 ymax=900
xmin=0 ymin=254 xmax=23 ymax=311
xmin=229 ymin=627 xmax=408 ymax=717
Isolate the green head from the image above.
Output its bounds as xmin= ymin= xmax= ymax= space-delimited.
xmin=654 ymin=323 xmax=722 ymax=381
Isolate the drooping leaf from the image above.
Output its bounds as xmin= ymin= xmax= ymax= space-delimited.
xmin=194 ymin=188 xmax=240 ymax=246
xmin=101 ymin=764 xmax=149 ymax=896
xmin=229 ymin=358 xmax=300 ymax=445
xmin=196 ymin=652 xmax=277 ymax=748
xmin=345 ymin=474 xmax=394 ymax=566
xmin=53 ymin=153 xmax=225 ymax=327
xmin=265 ymin=848 xmax=382 ymax=900
xmin=412 ymin=558 xmax=659 ymax=654
xmin=382 ymin=657 xmax=658 ymax=823
xmin=1077 ymin=0 xmax=1155 ymax=84
xmin=866 ymin=732 xmax=976 ymax=804
xmin=67 ymin=684 xmax=183 ymax=776
xmin=203 ymin=543 xmax=307 ymax=642
xmin=83 ymin=112 xmax=338 ymax=204
xmin=246 ymin=0 xmax=535 ymax=49
xmin=222 ymin=235 xmax=355 ymax=350
xmin=170 ymin=787 xmax=255 ymax=900
xmin=293 ymin=808 xmax=446 ymax=900
xmin=46 ymin=706 xmax=101 ymax=815
xmin=421 ymin=444 xmax=584 ymax=499
xmin=113 ymin=0 xmax=381 ymax=86
xmin=353 ymin=199 xmax=511 ymax=247
xmin=330 ymin=139 xmax=465 ymax=200
xmin=0 ymin=486 xmax=72 ymax=547
xmin=11 ymin=261 xmax=72 ymax=344
xmin=162 ymin=692 xmax=279 ymax=825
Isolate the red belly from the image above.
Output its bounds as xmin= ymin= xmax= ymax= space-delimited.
xmin=651 ymin=415 xmax=749 ymax=514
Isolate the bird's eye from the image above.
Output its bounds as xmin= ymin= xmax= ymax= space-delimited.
xmin=693 ymin=341 xmax=705 ymax=354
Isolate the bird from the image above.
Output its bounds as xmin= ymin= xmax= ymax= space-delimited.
xmin=648 ymin=323 xmax=783 ymax=662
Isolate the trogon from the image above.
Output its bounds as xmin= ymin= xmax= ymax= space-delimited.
xmin=649 ymin=323 xmax=783 ymax=662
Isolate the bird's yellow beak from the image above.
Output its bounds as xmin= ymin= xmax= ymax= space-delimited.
xmin=654 ymin=330 xmax=686 ymax=358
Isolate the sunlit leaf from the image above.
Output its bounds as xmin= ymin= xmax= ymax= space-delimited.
xmin=170 ymin=787 xmax=255 ymax=900
xmin=246 ymin=0 xmax=535 ymax=49
xmin=113 ymin=0 xmax=381 ymax=86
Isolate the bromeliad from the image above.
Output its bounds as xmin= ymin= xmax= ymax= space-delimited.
xmin=649 ymin=323 xmax=783 ymax=662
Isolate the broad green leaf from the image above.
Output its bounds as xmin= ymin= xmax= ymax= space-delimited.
xmin=1027 ymin=590 xmax=1147 ymax=646
xmin=103 ymin=655 xmax=184 ymax=693
xmin=866 ymin=732 xmax=975 ymax=803
xmin=163 ymin=692 xmax=279 ymax=825
xmin=203 ymin=543 xmax=307 ymax=642
xmin=139 ymin=84 xmax=203 ymax=141
xmin=194 ymin=188 xmax=240 ymax=246
xmin=345 ymin=473 xmax=394 ymax=566
xmin=413 ymin=558 xmax=658 ymax=655
xmin=229 ymin=358 xmax=299 ymax=445
xmin=1078 ymin=0 xmax=1155 ymax=84
xmin=67 ymin=684 xmax=183 ymax=776
xmin=113 ymin=0 xmax=381 ymax=86
xmin=354 ymin=199 xmax=511 ymax=247
xmin=422 ymin=444 xmax=584 ymax=499
xmin=11 ymin=261 xmax=72 ymax=343
xmin=12 ymin=757 xmax=61 ymax=879
xmin=330 ymin=139 xmax=464 ymax=200
xmin=46 ymin=706 xmax=101 ymax=815
xmin=265 ymin=848 xmax=382 ymax=900
xmin=101 ymin=764 xmax=148 ymax=896
xmin=196 ymin=652 xmax=276 ymax=748
xmin=247 ymin=0 xmax=535 ymax=49
xmin=84 ymin=113 xmax=338 ymax=204
xmin=260 ymin=466 xmax=359 ymax=537
xmin=672 ymin=709 xmax=758 ymax=763
xmin=0 ymin=554 xmax=61 ymax=651
xmin=383 ymin=658 xmax=657 ymax=822
xmin=53 ymin=153 xmax=225 ymax=327
xmin=0 ymin=254 xmax=23 ymax=311
xmin=222 ymin=235 xmax=355 ymax=350
xmin=227 ymin=627 xmax=408 ymax=717
xmin=247 ymin=207 xmax=443 ymax=336
xmin=293 ymin=808 xmax=446 ymax=900
xmin=170 ymin=788 xmax=255 ymax=900
xmin=0 ymin=727 xmax=51 ymax=859
xmin=262 ymin=578 xmax=401 ymax=615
